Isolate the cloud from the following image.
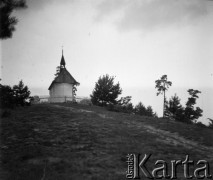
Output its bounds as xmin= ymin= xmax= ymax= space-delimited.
xmin=25 ymin=0 xmax=76 ymax=11
xmin=96 ymin=0 xmax=209 ymax=31
xmin=95 ymin=0 xmax=128 ymax=20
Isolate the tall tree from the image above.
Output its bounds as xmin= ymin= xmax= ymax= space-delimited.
xmin=0 ymin=0 xmax=27 ymax=39
xmin=13 ymin=80 xmax=31 ymax=106
xmin=155 ymin=75 xmax=172 ymax=117
xmin=90 ymin=74 xmax=122 ymax=106
xmin=184 ymin=89 xmax=203 ymax=123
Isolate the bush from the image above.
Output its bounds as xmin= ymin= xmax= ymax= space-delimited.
xmin=134 ymin=102 xmax=157 ymax=117
xmin=107 ymin=96 xmax=134 ymax=114
xmin=107 ymin=103 xmax=134 ymax=114
xmin=31 ymin=96 xmax=40 ymax=104
xmin=79 ymin=98 xmax=92 ymax=106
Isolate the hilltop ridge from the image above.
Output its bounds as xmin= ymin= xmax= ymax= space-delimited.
xmin=1 ymin=103 xmax=213 ymax=179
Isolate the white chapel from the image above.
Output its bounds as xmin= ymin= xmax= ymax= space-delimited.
xmin=48 ymin=51 xmax=79 ymax=103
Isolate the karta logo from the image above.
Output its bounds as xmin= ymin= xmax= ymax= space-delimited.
xmin=126 ymin=154 xmax=212 ymax=179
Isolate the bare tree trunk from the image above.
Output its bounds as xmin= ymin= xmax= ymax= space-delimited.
xmin=163 ymin=83 xmax=166 ymax=118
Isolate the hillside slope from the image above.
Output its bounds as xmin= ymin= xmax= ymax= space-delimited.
xmin=1 ymin=104 xmax=213 ymax=180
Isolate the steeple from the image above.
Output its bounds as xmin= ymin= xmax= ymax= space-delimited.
xmin=60 ymin=48 xmax=66 ymax=67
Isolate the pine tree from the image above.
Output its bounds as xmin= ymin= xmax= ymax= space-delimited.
xmin=165 ymin=94 xmax=184 ymax=121
xmin=184 ymin=89 xmax=203 ymax=123
xmin=134 ymin=102 xmax=157 ymax=117
xmin=134 ymin=102 xmax=147 ymax=116
xmin=13 ymin=80 xmax=31 ymax=106
xmin=90 ymin=74 xmax=122 ymax=106
xmin=155 ymin=75 xmax=172 ymax=117
xmin=146 ymin=106 xmax=156 ymax=117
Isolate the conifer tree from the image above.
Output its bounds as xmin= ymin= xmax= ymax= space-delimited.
xmin=146 ymin=106 xmax=157 ymax=117
xmin=184 ymin=89 xmax=203 ymax=123
xmin=134 ymin=102 xmax=147 ymax=116
xmin=90 ymin=74 xmax=122 ymax=106
xmin=155 ymin=75 xmax=172 ymax=117
xmin=13 ymin=80 xmax=31 ymax=106
xmin=165 ymin=94 xmax=184 ymax=121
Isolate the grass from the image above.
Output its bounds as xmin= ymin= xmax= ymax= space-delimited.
xmin=1 ymin=103 xmax=213 ymax=180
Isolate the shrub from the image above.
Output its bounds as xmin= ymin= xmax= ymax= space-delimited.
xmin=134 ymin=102 xmax=157 ymax=117
xmin=31 ymin=96 xmax=40 ymax=104
xmin=107 ymin=103 xmax=134 ymax=114
xmin=79 ymin=98 xmax=92 ymax=106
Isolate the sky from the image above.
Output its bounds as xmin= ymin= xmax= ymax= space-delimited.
xmin=1 ymin=0 xmax=213 ymax=124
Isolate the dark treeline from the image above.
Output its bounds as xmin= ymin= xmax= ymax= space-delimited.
xmin=90 ymin=74 xmax=157 ymax=117
xmin=91 ymin=74 xmax=213 ymax=128
xmin=0 ymin=80 xmax=31 ymax=109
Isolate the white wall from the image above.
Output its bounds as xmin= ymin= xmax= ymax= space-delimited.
xmin=49 ymin=83 xmax=73 ymax=103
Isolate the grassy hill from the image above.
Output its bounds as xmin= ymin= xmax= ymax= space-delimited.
xmin=1 ymin=104 xmax=213 ymax=180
